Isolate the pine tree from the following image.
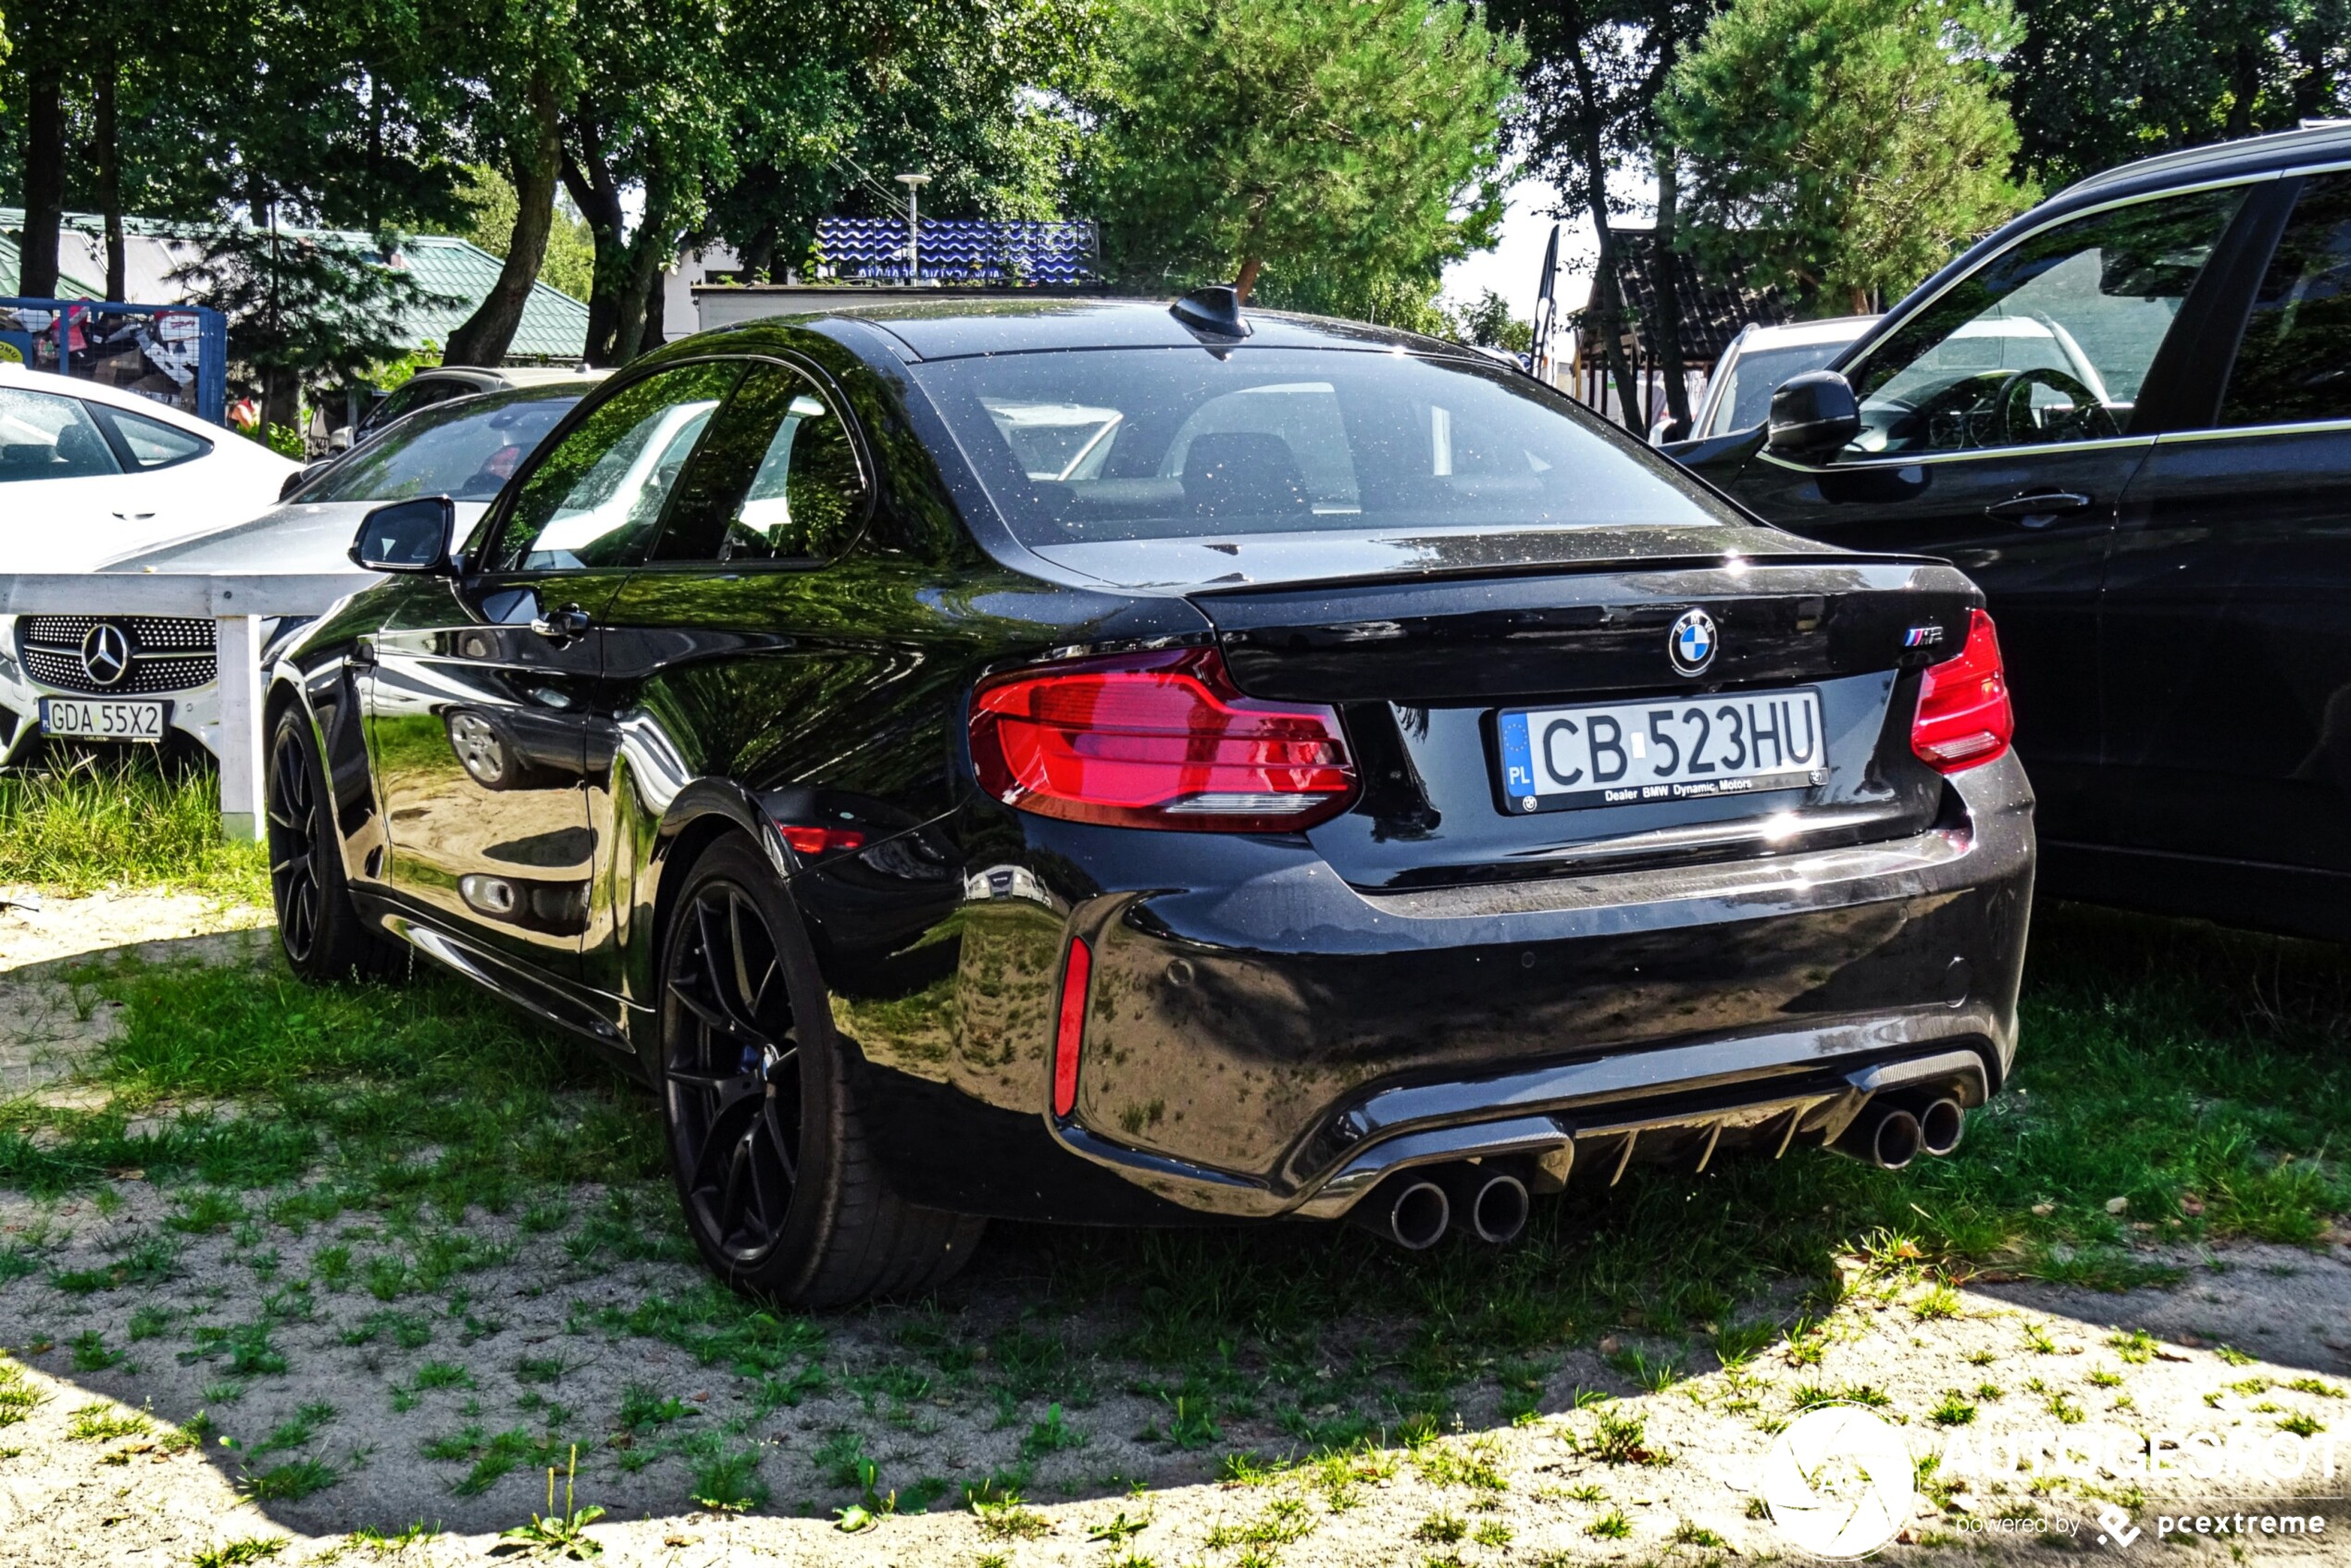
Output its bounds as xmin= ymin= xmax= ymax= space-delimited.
xmin=1663 ymin=0 xmax=2032 ymax=314
xmin=1087 ymin=0 xmax=1523 ymax=320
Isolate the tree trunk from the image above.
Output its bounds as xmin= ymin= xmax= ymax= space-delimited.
xmin=561 ymin=116 xmax=630 ymax=367
xmin=446 ymin=74 xmax=562 ymax=367
xmin=19 ymin=50 xmax=68 ymax=300
xmin=95 ymin=44 xmax=126 ymax=302
xmin=1651 ymin=144 xmax=1691 ymax=432
xmin=1233 ymin=255 xmax=1263 ymax=302
xmin=612 ymin=185 xmax=674 ymax=366
xmin=1566 ymin=46 xmax=1645 ymax=433
xmin=742 ymin=221 xmax=779 ymax=283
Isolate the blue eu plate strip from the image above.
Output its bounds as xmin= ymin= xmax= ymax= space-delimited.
xmin=1499 ymin=712 xmax=1536 ymax=804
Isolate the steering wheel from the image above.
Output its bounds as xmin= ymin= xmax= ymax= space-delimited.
xmin=1992 ymin=367 xmax=2117 ymax=445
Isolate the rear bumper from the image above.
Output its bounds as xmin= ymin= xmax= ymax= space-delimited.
xmin=1048 ymin=751 xmax=2034 ymax=1219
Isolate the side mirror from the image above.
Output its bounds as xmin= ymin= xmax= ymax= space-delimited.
xmin=279 ymin=470 xmax=306 ymax=503
xmin=352 ymin=496 xmax=457 ymax=574
xmin=1653 ymin=416 xmax=1692 ymax=445
xmin=1765 ymin=370 xmax=1861 ymax=459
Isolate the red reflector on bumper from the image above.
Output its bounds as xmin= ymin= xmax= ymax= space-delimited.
xmin=1052 ymin=936 xmax=1091 ymax=1117
xmin=777 ymin=825 xmax=866 ymax=855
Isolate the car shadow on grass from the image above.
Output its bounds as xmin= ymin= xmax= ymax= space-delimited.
xmin=0 ymin=899 xmax=2345 ymax=1559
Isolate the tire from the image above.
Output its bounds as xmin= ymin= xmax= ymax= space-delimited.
xmin=266 ymin=704 xmax=405 ymax=984
xmin=657 ymin=835 xmax=985 ymax=1306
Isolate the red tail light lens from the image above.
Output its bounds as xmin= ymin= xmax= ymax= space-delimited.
xmin=777 ymin=825 xmax=866 ymax=855
xmin=1911 ymin=609 xmax=2014 ymax=772
xmin=970 ymin=648 xmax=1357 ymax=831
xmin=1052 ymin=936 xmax=1091 ymax=1117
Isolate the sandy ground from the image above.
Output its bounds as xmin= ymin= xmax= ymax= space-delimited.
xmin=2 ymin=890 xmax=2348 ymax=1567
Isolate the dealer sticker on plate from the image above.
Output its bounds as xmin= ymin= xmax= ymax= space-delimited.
xmin=40 ymin=697 xmax=169 ymax=742
xmin=1498 ymin=688 xmax=1827 ymax=814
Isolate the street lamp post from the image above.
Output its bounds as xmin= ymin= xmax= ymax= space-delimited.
xmin=894 ymin=172 xmax=932 ymax=283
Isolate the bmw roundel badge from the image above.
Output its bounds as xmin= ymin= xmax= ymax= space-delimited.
xmin=1668 ymin=608 xmax=1716 ymax=677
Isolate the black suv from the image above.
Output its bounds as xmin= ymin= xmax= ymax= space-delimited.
xmin=1669 ymin=122 xmax=2351 ymax=942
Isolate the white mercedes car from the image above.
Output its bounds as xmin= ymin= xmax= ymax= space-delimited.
xmin=0 ymin=380 xmax=592 ymax=766
xmin=0 ymin=363 xmax=297 ymax=760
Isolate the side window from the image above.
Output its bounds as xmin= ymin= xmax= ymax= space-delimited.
xmin=490 ymin=362 xmax=742 ymax=571
xmin=0 ymin=388 xmax=124 ymax=481
xmin=93 ymin=406 xmax=210 ymax=470
xmin=1841 ymin=187 xmax=2243 ymax=457
xmin=2220 ymin=173 xmax=2351 ymax=427
xmin=650 ymin=364 xmax=868 ymax=563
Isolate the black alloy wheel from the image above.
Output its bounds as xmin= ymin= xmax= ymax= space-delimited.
xmin=665 ymin=879 xmax=806 ymax=1266
xmin=656 ymin=836 xmax=986 ymax=1304
xmin=267 ymin=722 xmax=324 ymax=964
xmin=265 ymin=705 xmax=404 ymax=983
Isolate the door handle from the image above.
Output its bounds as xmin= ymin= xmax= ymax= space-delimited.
xmin=1984 ymin=492 xmax=2093 ymax=527
xmin=110 ymin=510 xmax=157 ymax=520
xmin=529 ymin=604 xmax=593 ymax=640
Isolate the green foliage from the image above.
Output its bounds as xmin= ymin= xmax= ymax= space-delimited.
xmin=459 ymin=163 xmax=597 ymax=304
xmin=1454 ymin=288 xmax=1534 ymax=353
xmin=2006 ymin=0 xmax=2351 ymax=188
xmin=1665 ymin=0 xmax=2034 ymax=313
xmin=497 ymin=1446 xmax=605 ymax=1561
xmin=1088 ymin=0 xmax=1522 ymax=323
xmin=0 ymin=757 xmax=266 ymax=900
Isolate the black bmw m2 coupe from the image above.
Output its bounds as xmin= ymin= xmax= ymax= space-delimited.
xmin=264 ymin=291 xmax=2034 ymax=1304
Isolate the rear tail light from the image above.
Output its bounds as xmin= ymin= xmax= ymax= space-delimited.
xmin=1910 ymin=608 xmax=2014 ymax=772
xmin=969 ymin=647 xmax=1357 ymax=831
xmin=1052 ymin=937 xmax=1091 ymax=1117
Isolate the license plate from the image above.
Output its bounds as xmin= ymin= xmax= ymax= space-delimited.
xmin=39 ymin=697 xmax=169 ymax=742
xmin=1498 ymin=689 xmax=1827 ymax=813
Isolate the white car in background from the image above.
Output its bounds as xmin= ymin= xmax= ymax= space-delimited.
xmin=1674 ymin=317 xmax=1880 ymax=443
xmin=1671 ymin=313 xmax=2114 ymax=450
xmin=0 ymin=362 xmax=296 ymax=760
xmin=6 ymin=381 xmax=595 ymax=767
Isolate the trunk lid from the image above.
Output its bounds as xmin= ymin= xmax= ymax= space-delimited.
xmin=1152 ymin=541 xmax=1981 ymax=891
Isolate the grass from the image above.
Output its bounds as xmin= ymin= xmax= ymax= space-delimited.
xmin=0 ymin=755 xmax=267 ymax=899
xmin=3 ymin=766 xmax=2349 ymax=1516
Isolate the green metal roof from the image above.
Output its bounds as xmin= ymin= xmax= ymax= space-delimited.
xmin=0 ymin=210 xmax=587 ymax=359
xmin=389 ymin=235 xmax=589 ymax=360
xmin=0 ymin=231 xmax=103 ymax=300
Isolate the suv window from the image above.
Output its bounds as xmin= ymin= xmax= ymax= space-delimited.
xmin=2220 ymin=172 xmax=2351 ymax=428
xmin=489 ymin=363 xmax=741 ymax=571
xmin=651 ymin=364 xmax=868 ymax=563
xmin=0 ymin=387 xmax=123 ymax=481
xmin=1842 ymin=187 xmax=2243 ymax=457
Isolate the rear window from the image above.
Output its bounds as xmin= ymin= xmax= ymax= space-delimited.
xmin=302 ymin=389 xmax=579 ymax=504
xmin=913 ymin=347 xmax=1744 ymax=545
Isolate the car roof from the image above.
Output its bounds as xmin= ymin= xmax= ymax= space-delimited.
xmin=1735 ymin=317 xmax=1878 ymax=351
xmin=2061 ymin=119 xmax=2351 ymax=202
xmin=0 ymin=357 xmax=235 ymax=441
xmin=692 ymin=296 xmax=1482 ymax=364
xmin=492 ymin=365 xmax=605 ymax=386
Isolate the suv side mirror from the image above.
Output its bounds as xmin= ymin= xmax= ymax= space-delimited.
xmin=1653 ymin=416 xmax=1692 ymax=445
xmin=1765 ymin=370 xmax=1861 ymax=458
xmin=352 ymin=496 xmax=457 ymax=574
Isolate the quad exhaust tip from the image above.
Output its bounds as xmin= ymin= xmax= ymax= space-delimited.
xmin=1359 ymin=1165 xmax=1533 ymax=1250
xmin=1838 ymin=1102 xmax=1923 ymax=1170
xmin=1357 ymin=1177 xmax=1451 ymax=1250
xmin=1918 ymin=1096 xmax=1965 ymax=1157
xmin=1439 ymin=1164 xmax=1530 ymax=1244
